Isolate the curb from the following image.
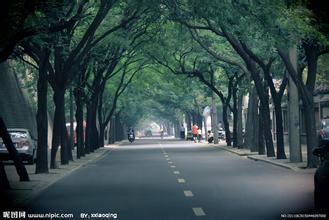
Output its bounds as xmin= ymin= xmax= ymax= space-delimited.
xmin=214 ymin=145 xmax=310 ymax=172
xmin=246 ymin=155 xmax=300 ymax=172
xmin=214 ymin=145 xmax=258 ymax=156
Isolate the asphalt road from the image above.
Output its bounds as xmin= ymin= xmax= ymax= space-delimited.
xmin=23 ymin=139 xmax=315 ymax=220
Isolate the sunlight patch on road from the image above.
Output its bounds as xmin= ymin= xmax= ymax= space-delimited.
xmin=105 ymin=144 xmax=118 ymax=149
xmin=192 ymin=208 xmax=206 ymax=216
xmin=183 ymin=190 xmax=194 ymax=197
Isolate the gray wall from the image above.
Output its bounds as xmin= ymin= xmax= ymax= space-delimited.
xmin=0 ymin=62 xmax=37 ymax=138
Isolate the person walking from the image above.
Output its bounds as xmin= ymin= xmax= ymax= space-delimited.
xmin=192 ymin=123 xmax=198 ymax=143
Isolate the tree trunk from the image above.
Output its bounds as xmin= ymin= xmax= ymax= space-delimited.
xmin=174 ymin=121 xmax=180 ymax=138
xmin=260 ymin=91 xmax=276 ymax=157
xmin=0 ymin=160 xmax=10 ymax=189
xmin=232 ymin=87 xmax=238 ymax=148
xmin=237 ymin=94 xmax=244 ymax=148
xmin=0 ymin=117 xmax=29 ymax=181
xmin=50 ymin=89 xmax=65 ymax=169
xmin=303 ymin=43 xmax=319 ymax=168
xmin=211 ymin=91 xmax=219 ymax=144
xmin=244 ymin=87 xmax=258 ymax=151
xmin=303 ymin=100 xmax=318 ymax=168
xmin=258 ymin=110 xmax=265 ymax=155
xmin=74 ymin=88 xmax=85 ymax=159
xmin=253 ymin=101 xmax=260 ymax=153
xmin=166 ymin=121 xmax=171 ymax=136
xmin=35 ymin=48 xmax=49 ymax=174
xmin=60 ymin=119 xmax=70 ymax=165
xmin=109 ymin=117 xmax=115 ymax=144
xmin=273 ymin=98 xmax=286 ymax=159
xmin=288 ymin=48 xmax=302 ymax=163
xmin=204 ymin=116 xmax=208 ymax=141
xmin=69 ymin=88 xmax=74 ymax=161
xmin=115 ymin=115 xmax=123 ymax=141
xmin=196 ymin=114 xmax=203 ymax=131
xmin=98 ymin=124 xmax=105 ymax=148
xmin=278 ymin=44 xmax=318 ymax=167
xmin=222 ymin=104 xmax=232 ymax=146
xmin=86 ymin=98 xmax=99 ymax=153
xmin=186 ymin=113 xmax=192 ymax=131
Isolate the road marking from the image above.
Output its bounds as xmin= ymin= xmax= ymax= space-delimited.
xmin=168 ymin=161 xmax=173 ymax=164
xmin=184 ymin=190 xmax=194 ymax=197
xmin=192 ymin=208 xmax=206 ymax=216
xmin=170 ymin=165 xmax=176 ymax=168
xmin=166 ymin=158 xmax=170 ymax=160
xmin=177 ymin=178 xmax=186 ymax=183
xmin=173 ymin=171 xmax=180 ymax=174
xmin=164 ymin=155 xmax=169 ymax=157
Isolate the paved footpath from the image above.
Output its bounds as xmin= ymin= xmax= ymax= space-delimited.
xmin=1 ymin=139 xmax=319 ymax=220
xmin=1 ymin=147 xmax=111 ymax=209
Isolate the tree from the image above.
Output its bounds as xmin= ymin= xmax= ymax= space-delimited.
xmin=0 ymin=117 xmax=29 ymax=181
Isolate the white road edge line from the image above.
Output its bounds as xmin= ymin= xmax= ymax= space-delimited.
xmin=192 ymin=207 xmax=206 ymax=216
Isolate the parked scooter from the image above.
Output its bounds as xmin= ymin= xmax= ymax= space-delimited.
xmin=207 ymin=130 xmax=214 ymax=143
xmin=207 ymin=129 xmax=226 ymax=143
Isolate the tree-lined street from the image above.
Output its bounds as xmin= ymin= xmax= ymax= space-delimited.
xmin=1 ymin=0 xmax=329 ymax=218
xmin=23 ymin=139 xmax=314 ymax=220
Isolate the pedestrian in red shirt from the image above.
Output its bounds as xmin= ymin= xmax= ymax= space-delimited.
xmin=192 ymin=123 xmax=199 ymax=143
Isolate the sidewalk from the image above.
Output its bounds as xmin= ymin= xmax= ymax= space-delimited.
xmin=213 ymin=142 xmax=317 ymax=173
xmin=1 ymin=145 xmax=115 ymax=208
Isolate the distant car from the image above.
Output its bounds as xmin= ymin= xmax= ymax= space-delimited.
xmin=0 ymin=128 xmax=37 ymax=164
xmin=313 ymin=141 xmax=329 ymax=213
xmin=186 ymin=131 xmax=194 ymax=141
xmin=318 ymin=118 xmax=329 ymax=146
xmin=144 ymin=130 xmax=152 ymax=137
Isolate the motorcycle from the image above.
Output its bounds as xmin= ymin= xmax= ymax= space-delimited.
xmin=128 ymin=132 xmax=135 ymax=143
